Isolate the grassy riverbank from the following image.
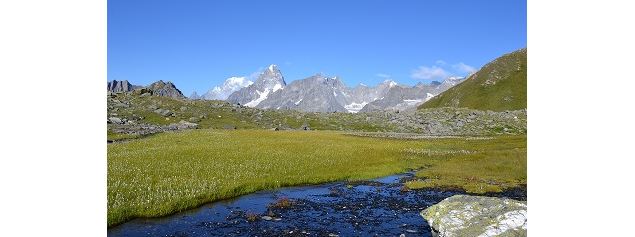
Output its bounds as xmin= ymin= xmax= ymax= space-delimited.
xmin=108 ymin=129 xmax=526 ymax=226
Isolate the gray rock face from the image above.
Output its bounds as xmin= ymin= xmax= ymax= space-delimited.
xmin=145 ymin=80 xmax=186 ymax=99
xmin=107 ymin=80 xmax=141 ymax=93
xmin=227 ymin=65 xmax=286 ymax=106
xmin=421 ymin=195 xmax=527 ymax=237
xmin=223 ymin=65 xmax=467 ymax=113
xmin=359 ymin=77 xmax=465 ymax=113
xmin=249 ymin=75 xmax=396 ymax=113
xmin=343 ymin=80 xmax=396 ymax=113
xmin=257 ymin=74 xmax=350 ymax=113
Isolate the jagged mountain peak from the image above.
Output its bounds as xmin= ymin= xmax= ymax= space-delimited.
xmin=381 ymin=79 xmax=397 ymax=87
xmin=145 ymin=80 xmax=185 ymax=99
xmin=253 ymin=65 xmax=286 ymax=88
xmin=226 ymin=65 xmax=287 ymax=107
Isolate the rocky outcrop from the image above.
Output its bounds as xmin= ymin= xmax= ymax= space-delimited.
xmin=107 ymin=80 xmax=141 ymax=93
xmin=421 ymin=195 xmax=527 ymax=237
xmin=141 ymin=80 xmax=186 ymax=99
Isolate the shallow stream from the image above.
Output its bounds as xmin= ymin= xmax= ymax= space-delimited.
xmin=108 ymin=172 xmax=525 ymax=236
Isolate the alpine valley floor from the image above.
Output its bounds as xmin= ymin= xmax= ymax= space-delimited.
xmin=107 ymin=130 xmax=526 ymax=227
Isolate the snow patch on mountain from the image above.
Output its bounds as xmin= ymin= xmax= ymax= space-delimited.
xmin=244 ymin=88 xmax=271 ymax=107
xmin=345 ymin=102 xmax=369 ymax=113
xmin=272 ymin=83 xmax=283 ymax=92
xmin=202 ymin=77 xmax=253 ymax=100
xmin=425 ymin=93 xmax=435 ymax=102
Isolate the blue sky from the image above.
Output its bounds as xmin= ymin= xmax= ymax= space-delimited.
xmin=108 ymin=0 xmax=526 ymax=95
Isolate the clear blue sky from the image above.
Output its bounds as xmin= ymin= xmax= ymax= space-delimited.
xmin=108 ymin=0 xmax=526 ymax=95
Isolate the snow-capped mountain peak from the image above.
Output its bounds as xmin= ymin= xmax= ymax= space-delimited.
xmin=226 ymin=65 xmax=287 ymax=107
xmin=382 ymin=79 xmax=397 ymax=88
xmin=201 ymin=76 xmax=253 ymax=100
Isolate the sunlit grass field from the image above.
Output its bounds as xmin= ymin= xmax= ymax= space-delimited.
xmin=107 ymin=129 xmax=526 ymax=226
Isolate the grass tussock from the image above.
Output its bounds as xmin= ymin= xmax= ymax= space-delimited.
xmin=245 ymin=212 xmax=259 ymax=222
xmin=108 ymin=129 xmax=525 ymax=226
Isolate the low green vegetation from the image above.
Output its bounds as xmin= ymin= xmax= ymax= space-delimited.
xmin=420 ymin=48 xmax=527 ymax=111
xmin=108 ymin=129 xmax=526 ymax=226
xmin=404 ymin=135 xmax=526 ymax=193
xmin=107 ymin=130 xmax=142 ymax=141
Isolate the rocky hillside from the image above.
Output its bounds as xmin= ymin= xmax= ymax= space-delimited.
xmin=420 ymin=48 xmax=527 ymax=111
xmin=108 ymin=93 xmax=527 ymax=140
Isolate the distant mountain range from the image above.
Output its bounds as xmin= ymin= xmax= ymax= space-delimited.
xmin=108 ymin=49 xmax=528 ymax=113
xmin=420 ymin=48 xmax=527 ymax=111
xmin=222 ymin=65 xmax=463 ymax=113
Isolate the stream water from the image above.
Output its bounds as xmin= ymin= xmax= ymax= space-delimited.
xmin=108 ymin=172 xmax=525 ymax=236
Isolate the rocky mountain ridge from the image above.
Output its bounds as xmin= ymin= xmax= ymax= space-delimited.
xmin=223 ymin=65 xmax=465 ymax=113
xmin=107 ymin=80 xmax=142 ymax=93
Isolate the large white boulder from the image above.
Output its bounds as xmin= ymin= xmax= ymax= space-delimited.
xmin=421 ymin=195 xmax=527 ymax=237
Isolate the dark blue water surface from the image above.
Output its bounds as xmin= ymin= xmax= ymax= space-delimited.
xmin=108 ymin=173 xmax=525 ymax=237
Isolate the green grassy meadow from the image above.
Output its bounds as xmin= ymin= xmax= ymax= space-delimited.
xmin=108 ymin=129 xmax=526 ymax=226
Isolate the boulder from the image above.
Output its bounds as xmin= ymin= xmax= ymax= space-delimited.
xmin=167 ymin=120 xmax=198 ymax=130
xmin=154 ymin=109 xmax=173 ymax=117
xmin=300 ymin=123 xmax=311 ymax=131
xmin=108 ymin=117 xmax=123 ymax=124
xmin=177 ymin=120 xmax=198 ymax=129
xmin=421 ymin=195 xmax=526 ymax=237
xmin=223 ymin=124 xmax=237 ymax=130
